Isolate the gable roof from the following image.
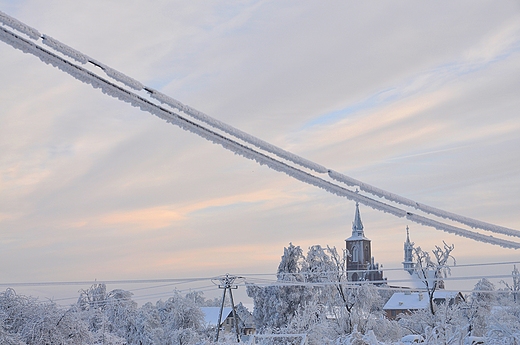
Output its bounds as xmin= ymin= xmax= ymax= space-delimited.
xmin=383 ymin=291 xmax=460 ymax=310
xmin=383 ymin=292 xmax=429 ymax=310
xmin=200 ymin=307 xmax=234 ymax=327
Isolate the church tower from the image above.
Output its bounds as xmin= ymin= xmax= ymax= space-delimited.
xmin=345 ymin=203 xmax=384 ymax=282
xmin=403 ymin=226 xmax=415 ymax=275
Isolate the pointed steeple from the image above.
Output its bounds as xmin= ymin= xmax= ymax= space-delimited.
xmin=403 ymin=226 xmax=415 ymax=274
xmin=352 ymin=202 xmax=364 ymax=237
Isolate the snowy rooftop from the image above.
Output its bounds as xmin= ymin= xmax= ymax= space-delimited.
xmin=346 ymin=234 xmax=370 ymax=241
xmin=200 ymin=307 xmax=233 ymax=327
xmin=383 ymin=291 xmax=459 ymax=310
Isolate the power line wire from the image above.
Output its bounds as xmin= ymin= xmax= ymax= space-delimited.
xmin=0 ymin=20 xmax=519 ymax=249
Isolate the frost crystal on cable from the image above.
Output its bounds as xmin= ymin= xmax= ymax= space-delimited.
xmin=95 ymin=62 xmax=144 ymax=91
xmin=0 ymin=10 xmax=40 ymax=40
xmin=42 ymin=35 xmax=89 ymax=64
xmin=148 ymin=89 xmax=328 ymax=174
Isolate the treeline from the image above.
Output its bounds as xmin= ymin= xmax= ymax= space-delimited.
xmin=1 ymin=244 xmax=520 ymax=344
xmin=0 ymin=284 xmax=236 ymax=345
xmin=246 ymin=244 xmax=520 ymax=344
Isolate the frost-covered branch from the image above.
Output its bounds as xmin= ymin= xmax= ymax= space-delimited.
xmin=413 ymin=243 xmax=455 ymax=315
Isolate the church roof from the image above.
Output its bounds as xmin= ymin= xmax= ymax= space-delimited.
xmin=346 ymin=202 xmax=369 ymax=241
xmin=404 ymin=226 xmax=414 ymax=248
xmin=346 ymin=233 xmax=370 ymax=241
xmin=353 ymin=202 xmax=363 ymax=232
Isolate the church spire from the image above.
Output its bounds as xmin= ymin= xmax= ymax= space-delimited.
xmin=403 ymin=225 xmax=415 ymax=274
xmin=352 ymin=202 xmax=364 ymax=237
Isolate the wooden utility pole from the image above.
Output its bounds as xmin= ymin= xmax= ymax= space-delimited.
xmin=214 ymin=274 xmax=241 ymax=342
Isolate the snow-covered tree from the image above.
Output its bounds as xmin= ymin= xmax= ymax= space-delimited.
xmin=302 ymin=245 xmax=339 ymax=311
xmin=248 ymin=243 xmax=392 ymax=341
xmin=413 ymin=242 xmax=455 ymax=315
xmin=485 ymin=302 xmax=520 ymax=343
xmin=301 ymin=245 xmax=385 ymax=336
xmin=277 ymin=242 xmax=305 ymax=281
xmin=247 ymin=243 xmax=310 ymax=330
xmin=284 ymin=299 xmax=332 ymax=345
xmin=464 ymin=278 xmax=496 ymax=337
xmin=156 ymin=291 xmax=204 ymax=345
xmin=76 ymin=283 xmax=137 ymax=342
xmin=77 ymin=283 xmax=109 ymax=311
xmin=0 ymin=327 xmax=25 ymax=345
xmin=0 ymin=288 xmax=32 ymax=336
xmin=125 ymin=302 xmax=164 ymax=345
xmin=0 ymin=288 xmax=91 ymax=345
xmin=104 ymin=289 xmax=138 ymax=340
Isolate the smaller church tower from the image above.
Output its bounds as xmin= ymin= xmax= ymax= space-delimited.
xmin=403 ymin=226 xmax=415 ymax=275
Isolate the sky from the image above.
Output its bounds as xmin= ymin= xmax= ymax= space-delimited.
xmin=1 ymin=1 xmax=520 ymax=304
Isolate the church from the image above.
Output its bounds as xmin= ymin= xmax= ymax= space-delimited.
xmin=345 ymin=202 xmax=385 ymax=283
xmin=345 ymin=203 xmax=424 ymax=286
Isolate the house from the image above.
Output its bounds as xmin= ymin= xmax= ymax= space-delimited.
xmin=201 ymin=307 xmax=236 ymax=332
xmin=383 ymin=290 xmax=465 ymax=319
xmin=200 ymin=306 xmax=255 ymax=335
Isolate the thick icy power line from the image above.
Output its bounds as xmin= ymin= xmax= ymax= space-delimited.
xmin=328 ymin=170 xmax=520 ymax=238
xmin=1 ymin=13 xmax=519 ymax=248
xmin=146 ymin=88 xmax=328 ymax=174
xmin=1 ymin=12 xmax=518 ymax=239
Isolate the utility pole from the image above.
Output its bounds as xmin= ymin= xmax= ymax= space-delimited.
xmin=213 ymin=274 xmax=241 ymax=342
xmin=513 ymin=265 xmax=519 ymax=303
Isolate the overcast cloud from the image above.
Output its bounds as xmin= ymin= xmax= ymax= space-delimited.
xmin=1 ymin=1 xmax=520 ymax=302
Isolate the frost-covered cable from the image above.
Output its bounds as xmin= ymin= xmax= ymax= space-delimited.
xmin=31 ymin=24 xmax=322 ymax=174
xmin=92 ymin=59 xmax=144 ymax=91
xmin=2 ymin=11 xmax=518 ymax=240
xmin=0 ymin=10 xmax=40 ymax=40
xmin=329 ymin=170 xmax=520 ymax=238
xmin=413 ymin=203 xmax=520 ymax=238
xmin=146 ymin=88 xmax=328 ymax=174
xmin=328 ymin=170 xmax=418 ymax=207
xmin=41 ymin=34 xmax=89 ymax=64
xmin=406 ymin=212 xmax=520 ymax=249
xmin=2 ymin=25 xmax=520 ymax=250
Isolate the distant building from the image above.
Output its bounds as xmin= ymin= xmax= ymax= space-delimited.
xmin=384 ymin=226 xmax=436 ymax=290
xmin=201 ymin=306 xmax=255 ymax=336
xmin=383 ymin=290 xmax=465 ymax=320
xmin=381 ymin=227 xmax=464 ymax=320
xmin=345 ymin=203 xmax=385 ymax=283
xmin=201 ymin=307 xmax=235 ymax=332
